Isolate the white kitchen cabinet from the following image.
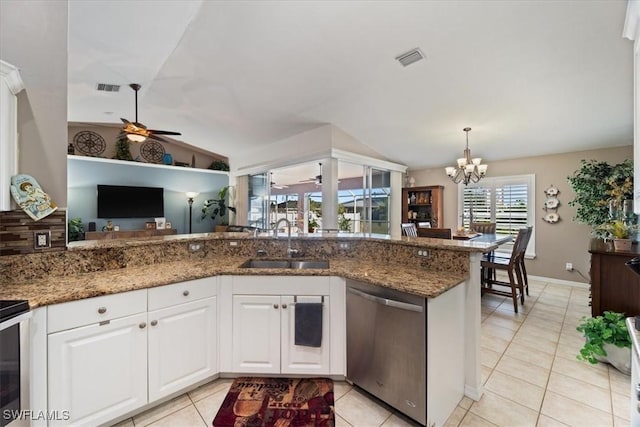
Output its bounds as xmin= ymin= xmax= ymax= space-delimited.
xmin=228 ymin=276 xmax=339 ymax=375
xmin=46 ymin=278 xmax=219 ymax=426
xmin=280 ymin=295 xmax=330 ymax=375
xmin=232 ymin=295 xmax=282 ymax=373
xmin=47 ymin=312 xmax=148 ymax=427
xmin=148 ymin=296 xmax=217 ymax=401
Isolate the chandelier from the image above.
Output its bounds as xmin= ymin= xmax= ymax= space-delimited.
xmin=445 ymin=127 xmax=488 ymax=185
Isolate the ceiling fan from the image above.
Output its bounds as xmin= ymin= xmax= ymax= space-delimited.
xmin=298 ymin=163 xmax=323 ymax=185
xmin=270 ymin=172 xmax=289 ymax=189
xmin=120 ymin=83 xmax=181 ymax=143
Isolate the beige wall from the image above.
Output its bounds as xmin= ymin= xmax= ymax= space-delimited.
xmin=1 ymin=1 xmax=68 ymax=206
xmin=409 ymin=145 xmax=633 ymax=283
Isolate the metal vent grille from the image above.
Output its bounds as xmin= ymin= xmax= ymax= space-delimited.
xmin=395 ymin=48 xmax=425 ymax=67
xmin=96 ymin=83 xmax=120 ymax=92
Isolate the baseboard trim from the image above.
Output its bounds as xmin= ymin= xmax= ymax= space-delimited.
xmin=527 ymin=275 xmax=589 ymax=289
xmin=494 ymin=272 xmax=589 ymax=289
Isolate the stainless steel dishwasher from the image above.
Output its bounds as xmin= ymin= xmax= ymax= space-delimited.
xmin=346 ymin=279 xmax=426 ymax=425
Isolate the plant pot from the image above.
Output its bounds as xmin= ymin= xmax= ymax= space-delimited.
xmin=613 ymin=238 xmax=632 ymax=251
xmin=595 ymin=343 xmax=631 ymax=375
xmin=215 ymin=225 xmax=228 ymax=232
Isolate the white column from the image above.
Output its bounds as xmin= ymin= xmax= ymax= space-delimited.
xmin=389 ymin=170 xmax=403 ymax=238
xmin=321 ymin=158 xmax=339 ymax=230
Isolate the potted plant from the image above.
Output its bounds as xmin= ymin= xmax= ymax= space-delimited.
xmin=201 ymin=186 xmax=236 ymax=231
xmin=68 ymin=217 xmax=85 ymax=241
xmin=567 ymin=159 xmax=633 ymax=235
xmin=576 ymin=311 xmax=632 ymax=374
xmin=596 ymin=220 xmax=639 ymax=251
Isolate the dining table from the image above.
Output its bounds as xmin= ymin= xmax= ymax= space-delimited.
xmin=469 ymin=233 xmax=514 ymax=246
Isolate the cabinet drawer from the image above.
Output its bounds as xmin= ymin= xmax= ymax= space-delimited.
xmin=48 ymin=289 xmax=147 ymax=333
xmin=148 ymin=277 xmax=217 ymax=311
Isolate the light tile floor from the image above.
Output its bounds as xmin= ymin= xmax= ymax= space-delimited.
xmin=111 ymin=279 xmax=632 ymax=427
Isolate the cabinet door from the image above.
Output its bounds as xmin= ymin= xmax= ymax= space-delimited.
xmin=48 ymin=312 xmax=147 ymax=426
xmin=148 ymin=296 xmax=217 ymax=401
xmin=232 ymin=295 xmax=281 ymax=373
xmin=281 ymin=296 xmax=331 ymax=375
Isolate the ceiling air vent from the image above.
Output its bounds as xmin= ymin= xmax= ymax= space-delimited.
xmin=395 ymin=48 xmax=425 ymax=67
xmin=96 ymin=83 xmax=120 ymax=92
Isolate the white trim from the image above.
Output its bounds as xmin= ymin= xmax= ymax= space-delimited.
xmin=457 ymin=173 xmax=536 ymax=257
xmin=624 ymin=0 xmax=640 ymax=43
xmin=0 ymin=61 xmax=23 ymax=211
xmin=67 ymin=154 xmax=230 ymax=175
xmin=0 ymin=60 xmax=25 ymax=95
xmin=234 ymin=148 xmax=407 ymax=177
xmin=495 ymin=272 xmax=588 ymax=289
xmin=527 ymin=275 xmax=589 ymax=289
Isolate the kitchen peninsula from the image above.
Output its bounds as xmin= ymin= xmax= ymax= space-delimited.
xmin=0 ymin=232 xmax=498 ymax=426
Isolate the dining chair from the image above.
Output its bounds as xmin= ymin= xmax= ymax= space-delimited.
xmin=480 ymin=226 xmax=532 ymax=312
xmin=401 ymin=223 xmax=418 ymax=237
xmin=470 ymin=222 xmax=496 ymax=234
xmin=488 ymin=226 xmax=532 ymax=297
xmin=417 ymin=227 xmax=452 ymax=239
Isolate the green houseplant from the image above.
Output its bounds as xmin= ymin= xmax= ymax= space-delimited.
xmin=596 ymin=219 xmax=639 ymax=251
xmin=567 ymin=159 xmax=633 ymax=235
xmin=201 ymin=186 xmax=236 ymax=229
xmin=68 ymin=217 xmax=85 ymax=241
xmin=576 ymin=311 xmax=631 ymax=374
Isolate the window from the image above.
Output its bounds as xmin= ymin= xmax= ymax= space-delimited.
xmin=458 ymin=174 xmax=535 ymax=257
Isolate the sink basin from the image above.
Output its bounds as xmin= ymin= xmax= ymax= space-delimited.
xmin=239 ymin=259 xmax=329 ymax=269
xmin=290 ymin=260 xmax=330 ymax=269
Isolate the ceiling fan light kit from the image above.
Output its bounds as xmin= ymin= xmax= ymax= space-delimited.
xmin=445 ymin=127 xmax=488 ymax=186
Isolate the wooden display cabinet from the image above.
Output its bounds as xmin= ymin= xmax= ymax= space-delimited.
xmin=402 ymin=186 xmax=444 ymax=228
xmin=589 ymin=239 xmax=640 ymax=317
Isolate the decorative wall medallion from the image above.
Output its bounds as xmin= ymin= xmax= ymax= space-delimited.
xmin=544 ymin=185 xmax=559 ymax=197
xmin=73 ymin=131 xmax=106 ymax=156
xmin=140 ymin=140 xmax=165 ymax=163
xmin=544 ymin=197 xmax=559 ymax=209
xmin=542 ymin=184 xmax=561 ymax=223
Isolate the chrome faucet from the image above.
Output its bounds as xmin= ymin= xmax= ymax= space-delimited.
xmin=273 ymin=218 xmax=299 ymax=258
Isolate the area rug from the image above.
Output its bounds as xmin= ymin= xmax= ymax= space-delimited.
xmin=212 ymin=377 xmax=335 ymax=427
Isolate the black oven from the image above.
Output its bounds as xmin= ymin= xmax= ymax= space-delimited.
xmin=0 ymin=300 xmax=30 ymax=427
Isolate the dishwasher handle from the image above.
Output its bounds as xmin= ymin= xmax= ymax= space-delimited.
xmin=347 ymin=287 xmax=423 ymax=313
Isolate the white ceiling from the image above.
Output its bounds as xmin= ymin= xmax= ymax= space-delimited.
xmin=67 ymin=0 xmax=634 ymax=175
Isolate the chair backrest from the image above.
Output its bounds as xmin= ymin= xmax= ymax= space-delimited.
xmin=470 ymin=222 xmax=496 ymax=234
xmin=509 ymin=227 xmax=532 ymax=263
xmin=417 ymin=222 xmax=432 ymax=228
xmin=401 ymin=223 xmax=418 ymax=237
xmin=417 ymin=227 xmax=452 ymax=239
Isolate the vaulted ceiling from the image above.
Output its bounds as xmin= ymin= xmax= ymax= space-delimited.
xmin=67 ymin=0 xmax=633 ymax=175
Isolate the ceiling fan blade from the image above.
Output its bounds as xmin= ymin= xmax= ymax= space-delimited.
xmin=148 ymin=129 xmax=181 ymax=136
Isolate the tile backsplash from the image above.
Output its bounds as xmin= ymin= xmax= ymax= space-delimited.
xmin=0 ymin=209 xmax=66 ymax=256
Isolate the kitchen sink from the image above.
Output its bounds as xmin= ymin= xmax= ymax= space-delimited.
xmin=239 ymin=259 xmax=329 ymax=269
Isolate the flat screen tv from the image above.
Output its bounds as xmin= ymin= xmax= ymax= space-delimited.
xmin=97 ymin=185 xmax=164 ymax=218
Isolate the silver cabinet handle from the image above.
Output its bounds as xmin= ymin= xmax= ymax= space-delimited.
xmin=282 ymin=304 xmax=288 ymax=309
xmin=183 ymin=290 xmax=190 ymax=296
xmin=273 ymin=304 xmax=279 ymax=309
xmin=139 ymin=322 xmax=147 ymax=329
xmin=98 ymin=307 xmax=107 ymax=314
xmin=151 ymin=320 xmax=158 ymax=326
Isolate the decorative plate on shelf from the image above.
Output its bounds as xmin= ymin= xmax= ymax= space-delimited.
xmin=73 ymin=131 xmax=106 ymax=156
xmin=140 ymin=140 xmax=165 ymax=163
